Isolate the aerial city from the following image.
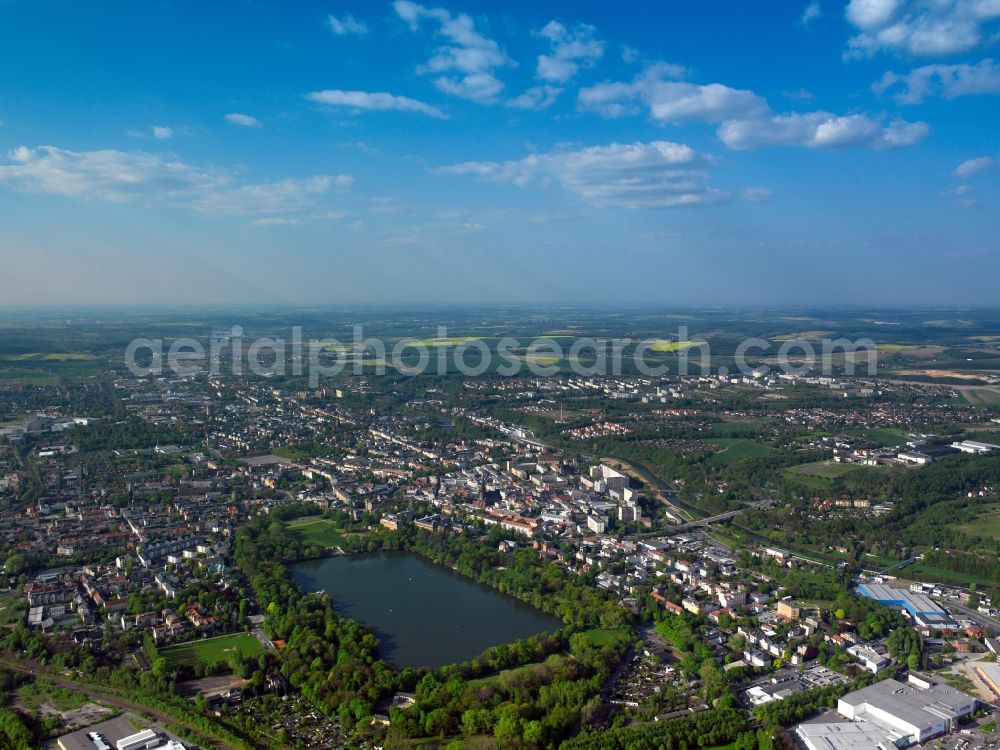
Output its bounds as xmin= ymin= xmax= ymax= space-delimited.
xmin=1 ymin=1 xmax=1000 ymax=749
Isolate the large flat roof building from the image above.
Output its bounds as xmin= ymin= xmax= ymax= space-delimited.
xmin=973 ymin=661 xmax=1000 ymax=700
xmin=796 ymin=719 xmax=908 ymax=750
xmin=951 ymin=440 xmax=1000 ymax=454
xmin=117 ymin=729 xmax=160 ymax=750
xmin=837 ymin=677 xmax=975 ymax=745
xmin=57 ymin=718 xmax=186 ymax=750
xmin=856 ymin=583 xmax=957 ymax=630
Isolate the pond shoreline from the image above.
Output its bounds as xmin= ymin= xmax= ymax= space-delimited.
xmin=290 ymin=551 xmax=563 ymax=669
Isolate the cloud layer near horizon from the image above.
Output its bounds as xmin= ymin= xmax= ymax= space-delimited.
xmin=0 ymin=145 xmax=351 ymax=218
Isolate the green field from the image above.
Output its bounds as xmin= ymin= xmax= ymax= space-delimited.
xmin=903 ymin=563 xmax=990 ymax=587
xmin=415 ymin=336 xmax=481 ymax=347
xmin=286 ymin=517 xmax=348 ymax=547
xmin=959 ymin=388 xmax=1000 ymax=406
xmin=464 ymin=630 xmax=617 ymax=689
xmin=782 ymin=461 xmax=890 ymax=493
xmin=0 ymin=352 xmax=99 ymax=362
xmin=17 ymin=681 xmax=91 ymax=711
xmin=773 ymin=331 xmax=835 ymax=341
xmin=0 ymin=368 xmax=59 ymax=385
xmin=709 ymin=420 xmax=767 ymax=436
xmin=580 ymin=628 xmax=616 ymax=647
xmin=161 ymin=632 xmax=263 ymax=667
xmin=705 ymin=527 xmax=745 ymax=551
xmin=954 ymin=504 xmax=1000 ymax=541
xmin=787 ymin=461 xmax=863 ymax=479
xmin=0 ymin=591 xmax=25 ymax=627
xmin=512 ymin=354 xmax=562 ymax=366
xmin=648 ymin=339 xmax=698 ymax=352
xmin=707 ymin=439 xmax=773 ymax=464
xmin=467 ymin=660 xmax=550 ymax=689
xmin=353 ymin=358 xmax=398 ymax=369
xmin=844 ymin=427 xmax=908 ymax=447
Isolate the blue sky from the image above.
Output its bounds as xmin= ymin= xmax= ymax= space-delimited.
xmin=0 ymin=0 xmax=998 ymax=306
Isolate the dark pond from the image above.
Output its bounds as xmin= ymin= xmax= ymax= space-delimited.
xmin=292 ymin=552 xmax=562 ymax=669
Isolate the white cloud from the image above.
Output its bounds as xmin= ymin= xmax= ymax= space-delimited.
xmin=941 ymin=183 xmax=975 ymax=196
xmin=579 ymin=64 xmax=768 ymax=123
xmin=741 ymin=187 xmax=774 ymax=202
xmin=781 ymin=88 xmax=816 ymax=101
xmin=225 ymin=112 xmax=261 ymax=128
xmin=437 ymin=140 xmax=729 ymax=209
xmin=718 ymin=112 xmax=928 ymax=149
xmin=800 ymin=2 xmax=822 ymax=27
xmin=507 ymin=85 xmax=562 ymax=110
xmin=580 ymin=63 xmax=928 ymax=151
xmin=576 ymin=80 xmax=645 ymax=118
xmin=954 ymin=155 xmax=994 ymax=177
xmin=939 ymin=183 xmax=979 ymax=207
xmin=393 ymin=1 xmax=511 ymax=103
xmin=873 ymin=59 xmax=1000 ymax=102
xmin=251 ymin=217 xmax=303 ymax=227
xmin=0 ymin=145 xmax=224 ymax=202
xmin=306 ymin=89 xmax=447 ymax=118
xmin=327 ymin=13 xmax=367 ymax=36
xmin=194 ymin=175 xmax=351 ymax=215
xmin=536 ymin=57 xmax=576 ymax=85
xmin=126 ymin=126 xmax=174 ymax=139
xmin=393 ymin=0 xmax=427 ymax=28
xmin=0 ymin=145 xmax=350 ymax=217
xmin=645 ymin=82 xmax=769 ymax=123
xmin=846 ymin=0 xmax=904 ymax=29
xmin=339 ymin=140 xmax=381 ymax=155
xmin=536 ymin=20 xmax=604 ymax=84
xmin=845 ymin=0 xmax=1000 ymax=58
xmin=433 ymin=73 xmax=504 ymax=102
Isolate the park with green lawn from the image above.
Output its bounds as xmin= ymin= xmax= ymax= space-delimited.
xmin=161 ymin=633 xmax=263 ymax=668
xmin=285 ymin=516 xmax=351 ymax=548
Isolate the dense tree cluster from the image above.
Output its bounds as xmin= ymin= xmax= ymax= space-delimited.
xmin=0 ymin=708 xmax=35 ymax=750
xmin=0 ymin=671 xmax=33 ymax=750
xmin=231 ymin=507 xmax=638 ymax=747
xmin=559 ymin=706 xmax=749 ymax=750
xmin=387 ymin=634 xmax=624 ymax=749
xmin=234 ymin=512 xmax=396 ymax=732
xmin=71 ymin=416 xmax=188 ymax=452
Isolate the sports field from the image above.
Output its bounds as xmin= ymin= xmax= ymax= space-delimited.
xmin=580 ymin=628 xmax=616 ymax=646
xmin=161 ymin=632 xmax=263 ymax=667
xmin=707 ymin=439 xmax=773 ymax=464
xmin=286 ymin=517 xmax=348 ymax=547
